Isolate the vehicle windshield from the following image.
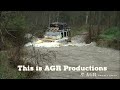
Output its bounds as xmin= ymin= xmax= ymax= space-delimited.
xmin=45 ymin=32 xmax=60 ymax=36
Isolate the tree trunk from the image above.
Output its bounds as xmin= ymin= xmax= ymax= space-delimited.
xmin=88 ymin=11 xmax=92 ymax=43
xmin=97 ymin=11 xmax=102 ymax=36
xmin=85 ymin=11 xmax=89 ymax=25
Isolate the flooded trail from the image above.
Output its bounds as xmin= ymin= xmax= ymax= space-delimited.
xmin=24 ymin=35 xmax=120 ymax=79
xmin=28 ymin=44 xmax=120 ymax=79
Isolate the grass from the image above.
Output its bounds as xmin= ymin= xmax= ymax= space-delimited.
xmin=0 ymin=51 xmax=28 ymax=79
xmin=99 ymin=27 xmax=120 ymax=41
xmin=97 ymin=27 xmax=120 ymax=50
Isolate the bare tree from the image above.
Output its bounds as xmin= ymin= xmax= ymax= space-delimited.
xmin=85 ymin=11 xmax=89 ymax=25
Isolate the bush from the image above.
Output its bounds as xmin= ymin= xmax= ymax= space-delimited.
xmin=97 ymin=27 xmax=120 ymax=50
xmin=99 ymin=27 xmax=120 ymax=41
xmin=0 ymin=51 xmax=37 ymax=79
xmin=0 ymin=52 xmax=26 ymax=79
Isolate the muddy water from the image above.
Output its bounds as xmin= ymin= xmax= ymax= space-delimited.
xmin=27 ymin=44 xmax=119 ymax=79
xmin=25 ymin=35 xmax=120 ymax=79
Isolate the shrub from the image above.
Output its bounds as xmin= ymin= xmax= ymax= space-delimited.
xmin=97 ymin=27 xmax=120 ymax=50
xmin=99 ymin=27 xmax=120 ymax=41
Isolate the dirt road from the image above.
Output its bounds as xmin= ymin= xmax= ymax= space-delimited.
xmin=27 ymin=43 xmax=120 ymax=79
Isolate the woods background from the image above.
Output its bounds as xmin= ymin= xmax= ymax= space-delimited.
xmin=0 ymin=11 xmax=120 ymax=79
xmin=0 ymin=11 xmax=120 ymax=50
